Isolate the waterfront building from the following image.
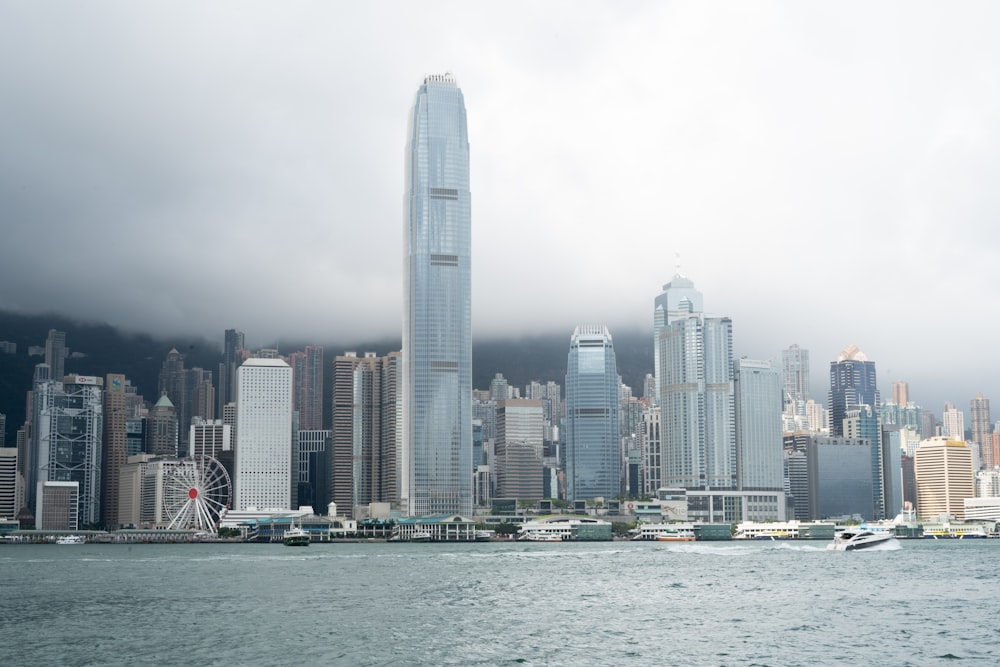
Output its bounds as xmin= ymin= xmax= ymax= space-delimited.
xmin=843 ymin=404 xmax=886 ymax=520
xmin=332 ymin=351 xmax=402 ymax=516
xmin=735 ymin=359 xmax=783 ymax=495
xmin=812 ymin=435 xmax=874 ymax=520
xmin=621 ymin=392 xmax=643 ymax=496
xmin=828 ymin=344 xmax=879 ymax=437
xmin=494 ymin=399 xmax=544 ymax=500
xmin=117 ymin=453 xmax=156 ymax=528
xmin=402 ymin=73 xmax=472 ymax=517
xmin=781 ymin=344 xmax=810 ymax=414
xmin=783 ymin=448 xmax=810 ymax=520
xmin=970 ymin=393 xmax=992 ymax=468
xmin=0 ymin=447 xmax=20 ymax=518
xmin=146 ymin=394 xmax=179 ymax=457
xmin=37 ymin=480 xmax=79 ymax=530
xmin=31 ymin=375 xmax=104 ymax=527
xmin=914 ymin=436 xmax=974 ymax=521
xmin=290 ymin=345 xmax=324 ymax=431
xmin=296 ymin=430 xmax=330 ymax=511
xmin=653 ymin=273 xmax=704 ymax=405
xmin=642 ymin=405 xmax=662 ymax=496
xmin=879 ymin=424 xmax=904 ymax=519
xmin=565 ymin=326 xmax=620 ymax=501
xmin=658 ymin=280 xmax=736 ymax=491
xmin=235 ymin=358 xmax=293 ymax=511
xmin=102 ymin=373 xmax=128 ymax=528
xmin=217 ymin=329 xmax=245 ymax=418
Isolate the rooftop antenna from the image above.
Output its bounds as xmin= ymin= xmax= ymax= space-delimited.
xmin=675 ymin=252 xmax=682 ymax=276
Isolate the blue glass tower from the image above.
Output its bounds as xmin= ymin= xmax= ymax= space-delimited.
xmin=403 ymin=74 xmax=472 ymax=516
xmin=565 ymin=326 xmax=620 ymax=501
xmin=828 ymin=345 xmax=880 ymax=436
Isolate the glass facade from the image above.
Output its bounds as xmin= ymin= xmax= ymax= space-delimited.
xmin=403 ymin=74 xmax=472 ymax=516
xmin=565 ymin=326 xmax=620 ymax=501
xmin=660 ymin=312 xmax=736 ymax=491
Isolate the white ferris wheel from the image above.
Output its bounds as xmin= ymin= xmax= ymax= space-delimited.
xmin=164 ymin=455 xmax=232 ymax=531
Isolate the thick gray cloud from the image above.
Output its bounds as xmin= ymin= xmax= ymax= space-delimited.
xmin=1 ymin=1 xmax=998 ymax=412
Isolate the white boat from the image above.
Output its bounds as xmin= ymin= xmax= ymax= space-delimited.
xmin=516 ymin=516 xmax=612 ymax=542
xmin=827 ymin=528 xmax=898 ymax=551
xmin=410 ymin=531 xmax=432 ymax=543
xmin=282 ymin=526 xmax=310 ymax=547
xmin=57 ymin=535 xmax=85 ymax=545
xmin=524 ymin=533 xmax=563 ymax=542
xmin=474 ymin=530 xmax=493 ymax=542
xmin=655 ymin=527 xmax=696 ymax=542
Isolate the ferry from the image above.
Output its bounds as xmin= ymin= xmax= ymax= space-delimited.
xmin=56 ymin=535 xmax=86 ymax=545
xmin=282 ymin=527 xmax=311 ymax=547
xmin=629 ymin=523 xmax=697 ymax=541
xmin=655 ymin=527 xmax=696 ymax=542
xmin=516 ymin=516 xmax=612 ymax=542
xmin=411 ymin=531 xmax=433 ymax=543
xmin=524 ymin=532 xmax=563 ymax=542
xmin=921 ymin=523 xmax=989 ymax=539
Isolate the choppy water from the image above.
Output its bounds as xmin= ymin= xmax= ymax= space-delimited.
xmin=3 ymin=539 xmax=998 ymax=666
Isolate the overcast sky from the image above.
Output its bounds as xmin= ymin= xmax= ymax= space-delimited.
xmin=1 ymin=2 xmax=998 ymax=413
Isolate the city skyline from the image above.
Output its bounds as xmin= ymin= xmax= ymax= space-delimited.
xmin=2 ymin=3 xmax=1000 ymax=414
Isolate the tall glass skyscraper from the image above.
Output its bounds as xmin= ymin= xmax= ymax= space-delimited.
xmin=403 ymin=74 xmax=472 ymax=516
xmin=565 ymin=326 xmax=620 ymax=501
xmin=653 ymin=274 xmax=703 ymax=405
xmin=656 ymin=277 xmax=736 ymax=491
xmin=828 ymin=344 xmax=880 ymax=436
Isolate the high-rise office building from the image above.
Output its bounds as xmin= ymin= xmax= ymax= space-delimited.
xmin=44 ymin=329 xmax=67 ymax=381
xmin=565 ymin=326 xmax=620 ymax=501
xmin=235 ymin=358 xmax=293 ymax=511
xmin=402 ymin=73 xmax=472 ymax=517
xmin=941 ymin=402 xmax=965 ymax=441
xmin=970 ymin=393 xmax=992 ymax=467
xmin=494 ymin=399 xmax=544 ymax=500
xmin=158 ymin=349 xmax=189 ymax=449
xmin=188 ymin=367 xmax=214 ymax=422
xmin=218 ymin=329 xmax=245 ymax=418
xmin=31 ymin=375 xmax=104 ymax=527
xmin=892 ymin=381 xmax=909 ymax=407
xmin=653 ymin=274 xmax=704 ymax=405
xmin=735 ymin=359 xmax=783 ymax=492
xmin=290 ymin=345 xmax=324 ymax=431
xmin=0 ymin=447 xmax=20 ymax=519
xmin=828 ymin=345 xmax=880 ymax=437
xmin=781 ymin=344 xmax=810 ymax=413
xmin=102 ymin=373 xmax=128 ymax=528
xmin=844 ymin=404 xmax=886 ymax=519
xmin=658 ymin=282 xmax=736 ymax=491
xmin=332 ymin=352 xmax=402 ymax=516
xmin=914 ymin=437 xmax=974 ymax=521
xmin=146 ymin=394 xmax=179 ymax=457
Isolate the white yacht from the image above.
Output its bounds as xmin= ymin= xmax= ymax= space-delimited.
xmin=57 ymin=535 xmax=86 ymax=545
xmin=827 ymin=528 xmax=898 ymax=551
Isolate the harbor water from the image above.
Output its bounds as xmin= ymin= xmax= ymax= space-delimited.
xmin=3 ymin=539 xmax=998 ymax=666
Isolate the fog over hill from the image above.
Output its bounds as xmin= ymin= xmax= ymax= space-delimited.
xmin=0 ymin=311 xmax=653 ymax=445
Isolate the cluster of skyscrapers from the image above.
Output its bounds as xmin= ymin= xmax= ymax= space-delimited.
xmin=3 ymin=73 xmax=999 ymax=530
